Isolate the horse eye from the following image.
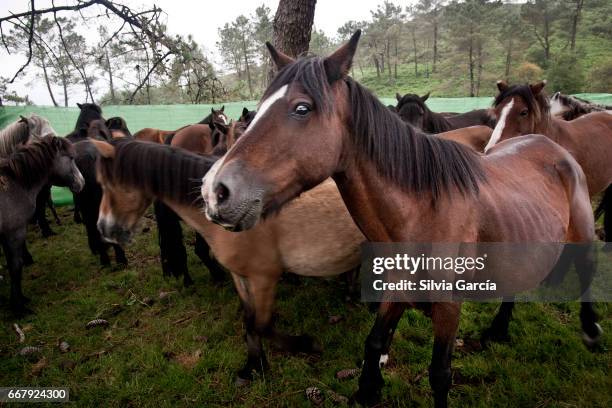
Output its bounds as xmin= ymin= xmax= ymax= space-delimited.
xmin=294 ymin=103 xmax=311 ymax=116
xmin=520 ymin=109 xmax=528 ymax=117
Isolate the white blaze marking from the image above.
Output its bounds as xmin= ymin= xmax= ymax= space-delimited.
xmin=485 ymin=98 xmax=514 ymax=153
xmin=219 ymin=114 xmax=229 ymax=125
xmin=201 ymin=84 xmax=288 ymax=215
xmin=379 ymin=354 xmax=389 ymax=368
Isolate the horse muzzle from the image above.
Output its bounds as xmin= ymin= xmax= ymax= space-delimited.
xmin=97 ymin=217 xmax=132 ymax=245
xmin=202 ymin=160 xmax=265 ymax=232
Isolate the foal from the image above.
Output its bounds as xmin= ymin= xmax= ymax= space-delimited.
xmin=0 ymin=136 xmax=84 ymax=315
xmin=202 ymin=32 xmax=599 ymax=407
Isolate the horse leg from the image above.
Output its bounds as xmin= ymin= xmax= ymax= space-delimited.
xmin=73 ymin=193 xmax=82 ymax=224
xmin=47 ymin=195 xmax=61 ymax=225
xmin=429 ymin=302 xmax=460 ymax=408
xmin=194 ymin=233 xmax=226 ymax=283
xmin=573 ymin=243 xmax=602 ymax=348
xmin=481 ymin=297 xmax=515 ymax=344
xmin=353 ymin=302 xmax=407 ymax=406
xmin=112 ymin=244 xmax=128 ymax=267
xmin=35 ymin=186 xmax=55 ymax=237
xmin=600 ymin=185 xmax=612 ymax=251
xmin=22 ymin=242 xmax=33 ymax=266
xmin=231 ymin=272 xmax=279 ymax=384
xmin=154 ymin=200 xmax=191 ymax=285
xmin=2 ymin=229 xmax=31 ymax=315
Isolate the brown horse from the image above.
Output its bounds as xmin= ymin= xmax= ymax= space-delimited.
xmin=201 ymin=32 xmax=600 ymax=407
xmin=486 ymin=81 xmax=612 ymax=245
xmin=133 ymin=127 xmax=178 ymax=144
xmin=105 ymin=117 xmax=132 ymax=138
xmin=395 ymin=92 xmax=495 ymax=132
xmin=89 ymin=136 xmax=365 ymax=385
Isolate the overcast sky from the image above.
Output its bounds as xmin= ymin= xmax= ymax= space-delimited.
xmin=0 ymin=0 xmax=390 ymax=105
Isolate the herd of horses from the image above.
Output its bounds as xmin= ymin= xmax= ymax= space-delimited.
xmin=1 ymin=30 xmax=611 ymax=406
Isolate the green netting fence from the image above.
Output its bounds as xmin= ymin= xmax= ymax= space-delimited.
xmin=1 ymin=93 xmax=611 ymax=206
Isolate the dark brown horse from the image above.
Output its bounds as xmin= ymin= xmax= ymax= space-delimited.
xmin=201 ymin=32 xmax=600 ymax=407
xmin=395 ymin=92 xmax=495 ymax=132
xmin=105 ymin=117 xmax=132 ymax=138
xmin=486 ymin=81 xmax=612 ymax=245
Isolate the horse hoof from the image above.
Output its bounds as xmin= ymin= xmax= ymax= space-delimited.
xmin=235 ymin=376 xmax=252 ymax=387
xmin=582 ymin=323 xmax=603 ymax=349
xmin=480 ymin=328 xmax=510 ymax=346
xmin=350 ymin=387 xmax=381 ymax=407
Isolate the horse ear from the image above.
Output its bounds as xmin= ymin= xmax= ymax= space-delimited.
xmin=530 ymin=80 xmax=547 ymax=95
xmin=221 ymin=105 xmax=225 ymax=112
xmin=324 ymin=30 xmax=361 ymax=83
xmin=496 ymin=80 xmax=509 ymax=93
xmin=19 ymin=115 xmax=28 ymax=123
xmin=211 ymin=107 xmax=215 ymax=114
xmin=396 ymin=93 xmax=402 ymax=102
xmin=265 ymin=42 xmax=295 ymax=71
xmin=242 ymin=107 xmax=248 ymax=117
xmin=421 ymin=92 xmax=430 ymax=102
xmin=90 ymin=139 xmax=115 ymax=159
xmin=77 ymin=103 xmax=83 ymax=109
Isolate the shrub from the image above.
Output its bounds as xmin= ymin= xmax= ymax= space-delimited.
xmin=546 ymin=53 xmax=585 ymax=94
xmin=514 ymin=62 xmax=544 ymax=84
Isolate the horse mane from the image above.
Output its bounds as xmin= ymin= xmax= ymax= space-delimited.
xmin=0 ymin=120 xmax=29 ymax=156
xmin=556 ymin=93 xmax=611 ymax=120
xmin=264 ymin=56 xmax=485 ymax=199
xmin=0 ymin=135 xmax=73 ymax=187
xmin=494 ymin=84 xmax=551 ymax=129
xmin=396 ymin=94 xmax=452 ymax=132
xmin=99 ymin=139 xmax=218 ymax=206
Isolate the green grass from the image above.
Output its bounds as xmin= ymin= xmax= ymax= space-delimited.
xmin=0 ymin=207 xmax=611 ymax=407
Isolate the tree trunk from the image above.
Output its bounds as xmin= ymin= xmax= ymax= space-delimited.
xmin=412 ymin=28 xmax=418 ymax=77
xmin=105 ymin=49 xmax=116 ymax=104
xmin=432 ymin=20 xmax=438 ymax=73
xmin=386 ymin=38 xmax=391 ymax=77
xmin=570 ymin=0 xmax=584 ymax=51
xmin=61 ymin=72 xmax=68 ymax=107
xmin=373 ymin=56 xmax=380 ymax=77
xmin=476 ymin=39 xmax=483 ymax=97
xmin=41 ymin=57 xmax=59 ymax=107
xmin=468 ymin=28 xmax=475 ymax=97
xmin=504 ymin=38 xmax=512 ymax=81
xmin=242 ymin=36 xmax=254 ymax=99
xmin=270 ymin=0 xmax=316 ymax=80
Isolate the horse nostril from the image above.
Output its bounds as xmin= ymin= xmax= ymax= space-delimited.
xmin=215 ymin=182 xmax=230 ymax=204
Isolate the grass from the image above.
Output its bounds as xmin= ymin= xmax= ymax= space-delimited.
xmin=0 ymin=206 xmax=611 ymax=407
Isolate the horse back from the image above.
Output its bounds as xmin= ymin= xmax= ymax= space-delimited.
xmin=480 ymin=134 xmax=590 ymax=242
xmin=171 ymin=125 xmax=214 ymax=155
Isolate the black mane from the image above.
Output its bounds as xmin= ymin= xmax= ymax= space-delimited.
xmin=0 ymin=135 xmax=73 ymax=188
xmin=264 ymin=57 xmax=485 ymax=199
xmin=555 ymin=93 xmax=612 ymax=120
xmin=99 ymin=139 xmax=218 ymax=206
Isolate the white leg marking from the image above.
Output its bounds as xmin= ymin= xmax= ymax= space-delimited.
xmin=485 ymin=99 xmax=514 ymax=153
xmin=379 ymin=354 xmax=389 ymax=368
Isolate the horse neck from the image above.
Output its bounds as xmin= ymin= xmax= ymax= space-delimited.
xmin=427 ymin=111 xmax=452 ymax=133
xmin=334 ymin=152 xmax=440 ymax=242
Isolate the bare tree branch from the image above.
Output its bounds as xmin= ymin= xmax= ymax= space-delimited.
xmin=8 ymin=0 xmax=35 ymax=83
xmin=128 ymin=49 xmax=171 ymax=104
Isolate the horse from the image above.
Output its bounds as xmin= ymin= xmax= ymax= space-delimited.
xmin=105 ymin=117 xmax=132 ymax=138
xmin=133 ymin=127 xmax=178 ymax=144
xmin=486 ymin=81 xmax=612 ymax=246
xmin=0 ymin=136 xmax=84 ymax=315
xmin=3 ymin=114 xmax=61 ymax=237
xmin=239 ymin=107 xmax=257 ymax=126
xmin=550 ymin=91 xmax=612 ymax=121
xmin=66 ymin=103 xmax=104 ymax=143
xmin=200 ymin=32 xmax=600 ymax=407
xmin=395 ymin=92 xmax=495 ymax=132
xmin=198 ymin=106 xmax=229 ymax=125
xmin=73 ymin=139 xmax=127 ymax=267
